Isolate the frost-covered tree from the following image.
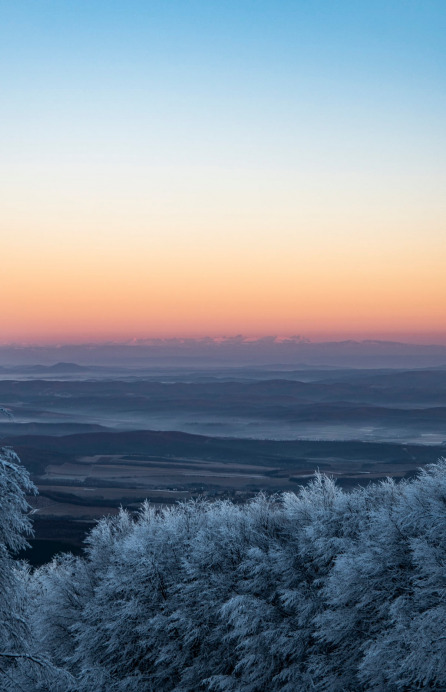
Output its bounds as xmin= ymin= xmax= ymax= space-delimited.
xmin=0 ymin=447 xmax=75 ymax=691
xmin=0 ymin=447 xmax=36 ymax=685
xmin=358 ymin=462 xmax=446 ymax=690
xmin=24 ymin=458 xmax=446 ymax=691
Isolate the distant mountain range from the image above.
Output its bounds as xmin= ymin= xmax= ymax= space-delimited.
xmin=1 ymin=338 xmax=446 ymax=368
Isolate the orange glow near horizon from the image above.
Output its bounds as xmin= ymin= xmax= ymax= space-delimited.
xmin=2 ymin=215 xmax=445 ymax=345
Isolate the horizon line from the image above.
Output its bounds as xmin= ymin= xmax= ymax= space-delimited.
xmin=1 ymin=334 xmax=446 ymax=349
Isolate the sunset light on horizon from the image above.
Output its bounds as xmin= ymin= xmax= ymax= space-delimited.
xmin=1 ymin=1 xmax=445 ymax=346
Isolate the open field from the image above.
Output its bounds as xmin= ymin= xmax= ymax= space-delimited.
xmin=12 ymin=430 xmax=446 ymax=519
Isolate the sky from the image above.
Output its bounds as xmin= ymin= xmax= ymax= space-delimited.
xmin=1 ymin=1 xmax=445 ymax=344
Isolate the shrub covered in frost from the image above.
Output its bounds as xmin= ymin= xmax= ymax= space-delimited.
xmin=4 ymin=449 xmax=446 ymax=690
xmin=23 ymin=460 xmax=446 ymax=690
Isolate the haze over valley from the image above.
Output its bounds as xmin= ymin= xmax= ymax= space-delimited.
xmin=1 ymin=344 xmax=445 ymax=564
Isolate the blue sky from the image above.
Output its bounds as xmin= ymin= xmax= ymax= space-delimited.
xmin=2 ymin=0 xmax=444 ymax=168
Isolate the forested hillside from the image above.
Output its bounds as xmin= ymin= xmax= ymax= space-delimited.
xmin=2 ymin=447 xmax=446 ymax=690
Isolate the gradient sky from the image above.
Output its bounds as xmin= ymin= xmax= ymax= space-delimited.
xmin=1 ymin=1 xmax=445 ymax=344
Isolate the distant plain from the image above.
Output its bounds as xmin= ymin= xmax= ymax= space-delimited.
xmin=0 ymin=362 xmax=445 ymax=563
